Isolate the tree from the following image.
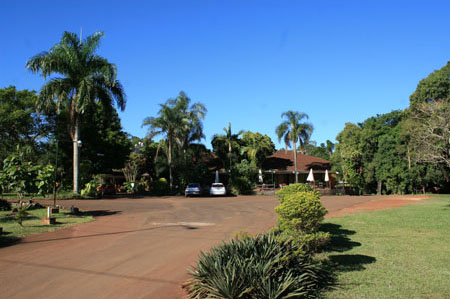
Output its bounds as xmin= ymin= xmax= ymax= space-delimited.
xmin=304 ymin=140 xmax=334 ymax=160
xmin=173 ymin=92 xmax=207 ymax=152
xmin=142 ymin=92 xmax=206 ymax=191
xmin=275 ymin=111 xmax=313 ymax=183
xmin=0 ymin=86 xmax=52 ymax=163
xmin=172 ymin=92 xmax=207 ymax=187
xmin=408 ymin=101 xmax=450 ymax=172
xmin=408 ymin=61 xmax=450 ymax=189
xmin=212 ymin=123 xmax=244 ymax=185
xmin=240 ymin=131 xmax=275 ymax=169
xmin=409 ymin=61 xmax=450 ymax=109
xmin=333 ymin=123 xmax=364 ymax=192
xmin=42 ymin=102 xmax=131 ymax=189
xmin=143 ymin=102 xmax=178 ymax=190
xmin=26 ymin=31 xmax=126 ymax=193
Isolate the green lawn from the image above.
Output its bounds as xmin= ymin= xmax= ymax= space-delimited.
xmin=1 ymin=191 xmax=77 ymax=200
xmin=0 ymin=208 xmax=95 ymax=246
xmin=322 ymin=195 xmax=450 ymax=299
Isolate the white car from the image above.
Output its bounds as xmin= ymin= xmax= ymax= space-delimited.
xmin=210 ymin=183 xmax=226 ymax=196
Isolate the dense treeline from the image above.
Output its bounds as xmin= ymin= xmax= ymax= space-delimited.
xmin=331 ymin=62 xmax=450 ymax=194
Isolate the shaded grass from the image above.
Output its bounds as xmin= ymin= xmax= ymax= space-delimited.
xmin=322 ymin=195 xmax=450 ymax=298
xmin=0 ymin=191 xmax=78 ymax=200
xmin=0 ymin=208 xmax=95 ymax=247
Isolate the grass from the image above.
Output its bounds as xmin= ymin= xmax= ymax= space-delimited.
xmin=1 ymin=191 xmax=79 ymax=200
xmin=0 ymin=208 xmax=95 ymax=246
xmin=321 ymin=195 xmax=450 ymax=299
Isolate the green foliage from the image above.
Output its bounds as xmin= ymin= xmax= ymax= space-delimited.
xmin=231 ymin=176 xmax=253 ymax=195
xmin=143 ymin=91 xmax=207 ymax=190
xmin=27 ymin=31 xmax=126 ymax=193
xmin=276 ymin=111 xmax=313 ymax=153
xmin=15 ymin=204 xmax=30 ymax=227
xmin=123 ymin=180 xmax=146 ymax=194
xmin=1 ymin=148 xmax=38 ymax=199
xmin=185 ymin=233 xmax=329 ymax=299
xmin=240 ymin=131 xmax=275 ymax=168
xmin=333 ymin=123 xmax=364 ymax=192
xmin=35 ymin=164 xmax=55 ymax=197
xmin=304 ymin=140 xmax=334 ymax=160
xmin=0 ymin=86 xmax=51 ymax=163
xmin=275 ymin=184 xmax=329 ymax=253
xmin=230 ymin=159 xmax=257 ymax=195
xmin=276 ymin=230 xmax=330 ymax=254
xmin=333 ymin=107 xmax=448 ymax=194
xmin=150 ymin=178 xmax=169 ymax=195
xmin=275 ymin=190 xmax=327 ymax=233
xmin=409 ymin=61 xmax=450 ymax=108
xmin=276 ymin=183 xmax=314 ymax=200
xmin=211 ymin=122 xmax=244 ymax=173
xmin=80 ymin=178 xmax=99 ymax=198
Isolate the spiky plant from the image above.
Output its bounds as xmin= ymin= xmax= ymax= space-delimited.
xmin=185 ymin=233 xmax=329 ymax=299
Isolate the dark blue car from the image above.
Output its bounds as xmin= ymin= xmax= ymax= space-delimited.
xmin=185 ymin=183 xmax=202 ymax=197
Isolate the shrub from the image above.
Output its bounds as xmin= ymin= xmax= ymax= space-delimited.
xmin=124 ymin=179 xmax=147 ymax=194
xmin=150 ymin=178 xmax=169 ymax=195
xmin=231 ymin=176 xmax=253 ymax=195
xmin=275 ymin=229 xmax=331 ymax=254
xmin=276 ymin=183 xmax=315 ymax=202
xmin=123 ymin=181 xmax=136 ymax=193
xmin=80 ymin=178 xmax=99 ymax=198
xmin=275 ymin=190 xmax=327 ymax=233
xmin=275 ymin=183 xmax=330 ymax=254
xmin=185 ymin=233 xmax=330 ymax=299
xmin=35 ymin=164 xmax=55 ymax=197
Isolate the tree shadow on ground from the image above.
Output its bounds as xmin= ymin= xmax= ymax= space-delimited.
xmin=0 ymin=235 xmax=20 ymax=248
xmin=320 ymin=223 xmax=376 ymax=272
xmin=76 ymin=210 xmax=121 ymax=217
xmin=320 ymin=223 xmax=361 ymax=253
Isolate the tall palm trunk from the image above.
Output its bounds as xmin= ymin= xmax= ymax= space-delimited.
xmin=293 ymin=141 xmax=298 ymax=183
xmin=228 ymin=142 xmax=232 ymax=186
xmin=168 ymin=138 xmax=173 ymax=191
xmin=70 ymin=109 xmax=81 ymax=194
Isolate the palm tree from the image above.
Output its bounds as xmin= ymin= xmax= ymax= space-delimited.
xmin=276 ymin=111 xmax=313 ymax=183
xmin=26 ymin=31 xmax=126 ymax=193
xmin=173 ymin=91 xmax=207 ymax=153
xmin=142 ymin=102 xmax=179 ymax=191
xmin=142 ymin=92 xmax=206 ymax=191
xmin=212 ymin=123 xmax=243 ymax=185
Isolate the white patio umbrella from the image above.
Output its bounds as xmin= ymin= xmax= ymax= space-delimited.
xmin=258 ymin=169 xmax=263 ymax=183
xmin=306 ymin=168 xmax=314 ymax=182
xmin=324 ymin=169 xmax=330 ymax=188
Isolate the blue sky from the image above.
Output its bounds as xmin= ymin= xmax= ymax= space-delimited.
xmin=1 ymin=0 xmax=449 ymax=149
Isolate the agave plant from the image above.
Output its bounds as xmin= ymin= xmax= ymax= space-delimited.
xmin=185 ymin=234 xmax=329 ymax=299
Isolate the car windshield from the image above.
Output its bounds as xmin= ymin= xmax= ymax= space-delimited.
xmin=187 ymin=183 xmax=200 ymax=188
xmin=212 ymin=183 xmax=224 ymax=187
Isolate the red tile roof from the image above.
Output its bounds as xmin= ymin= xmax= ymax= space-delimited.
xmin=263 ymin=150 xmax=330 ymax=173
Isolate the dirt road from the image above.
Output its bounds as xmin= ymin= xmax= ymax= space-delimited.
xmin=0 ymin=195 xmax=422 ymax=298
